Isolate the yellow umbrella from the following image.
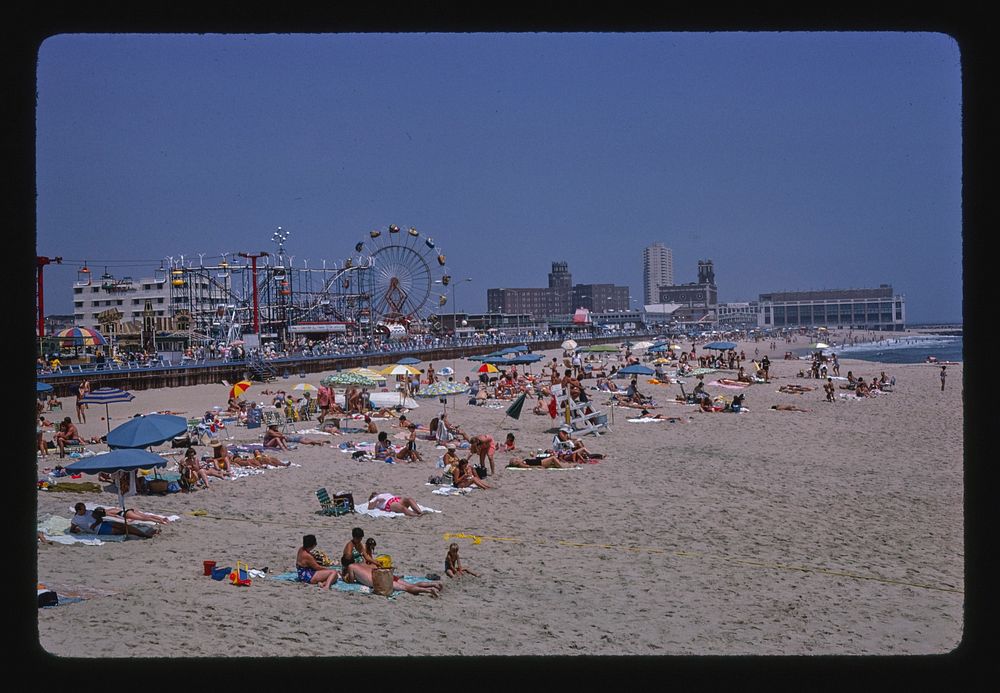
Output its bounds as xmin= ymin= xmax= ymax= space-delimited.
xmin=380 ymin=364 xmax=421 ymax=376
xmin=350 ymin=367 xmax=387 ymax=381
xmin=478 ymin=363 xmax=499 ymax=373
xmin=651 ymin=357 xmax=671 ymax=364
xmin=229 ymin=380 xmax=252 ymax=399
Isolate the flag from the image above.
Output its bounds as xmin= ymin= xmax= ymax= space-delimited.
xmin=505 ymin=393 xmax=526 ymax=420
xmin=548 ymin=397 xmax=558 ymax=419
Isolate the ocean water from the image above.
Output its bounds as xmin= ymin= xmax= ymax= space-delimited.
xmin=824 ymin=334 xmax=963 ymax=365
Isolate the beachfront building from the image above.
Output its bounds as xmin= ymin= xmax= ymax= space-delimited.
xmin=716 ymin=302 xmax=761 ymax=329
xmin=643 ymin=242 xmax=674 ymax=305
xmin=756 ymin=285 xmax=906 ymax=331
xmin=657 ymin=259 xmax=718 ymax=324
xmin=487 ymin=261 xmax=630 ymax=319
xmin=72 ymin=269 xmax=229 ymax=340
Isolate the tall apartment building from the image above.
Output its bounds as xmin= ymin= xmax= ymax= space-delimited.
xmin=643 ymin=243 xmax=674 ymax=305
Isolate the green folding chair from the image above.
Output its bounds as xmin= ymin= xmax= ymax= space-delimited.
xmin=316 ymin=488 xmax=353 ymax=516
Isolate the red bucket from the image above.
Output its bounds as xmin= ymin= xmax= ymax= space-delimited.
xmin=203 ymin=560 xmax=217 ymax=576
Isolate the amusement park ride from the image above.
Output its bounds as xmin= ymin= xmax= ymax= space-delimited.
xmin=155 ymin=224 xmax=453 ymax=346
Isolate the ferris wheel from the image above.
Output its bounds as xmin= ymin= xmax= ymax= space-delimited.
xmin=352 ymin=224 xmax=450 ymax=324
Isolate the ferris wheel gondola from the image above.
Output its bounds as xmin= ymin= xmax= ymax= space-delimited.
xmin=353 ymin=224 xmax=449 ymax=324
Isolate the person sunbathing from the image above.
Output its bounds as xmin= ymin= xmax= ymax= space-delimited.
xmin=69 ymin=505 xmax=157 ymax=538
xmin=637 ymin=409 xmax=685 ymax=422
xmin=296 ymin=534 xmax=341 ymax=589
xmin=54 ymin=417 xmax=83 ymax=457
xmin=179 ymin=447 xmax=225 ymax=489
xmin=506 ymin=454 xmax=569 ymax=469
xmin=452 ymin=458 xmax=492 ymax=489
xmin=770 ymin=404 xmax=810 ymax=412
xmin=393 ymin=424 xmax=423 ymax=463
xmin=263 ymin=425 xmax=290 ymax=451
xmin=342 ymin=561 xmax=441 ymax=597
xmin=341 ymin=526 xmax=378 ymax=568
xmin=367 ymin=492 xmax=426 ymax=515
xmin=251 ymin=450 xmax=290 ymax=467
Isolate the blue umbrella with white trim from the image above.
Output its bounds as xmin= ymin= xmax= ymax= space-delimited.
xmin=79 ymin=386 xmax=136 ymax=433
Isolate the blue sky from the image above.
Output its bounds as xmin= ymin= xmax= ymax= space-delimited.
xmin=35 ymin=32 xmax=963 ymax=323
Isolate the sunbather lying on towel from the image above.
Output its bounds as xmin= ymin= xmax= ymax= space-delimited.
xmin=367 ymin=492 xmax=426 ymax=515
xmin=342 ymin=561 xmax=442 ymax=597
xmin=69 ymin=504 xmax=158 ymax=538
xmin=506 ymin=454 xmax=570 ymax=469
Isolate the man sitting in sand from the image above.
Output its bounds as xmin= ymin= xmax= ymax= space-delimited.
xmin=54 ymin=417 xmax=86 ymax=457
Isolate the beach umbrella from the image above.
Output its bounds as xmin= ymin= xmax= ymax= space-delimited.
xmin=647 ymin=344 xmax=669 ymax=353
xmin=416 ymin=381 xmax=469 ymax=397
xmin=505 ymin=354 xmax=543 ymax=365
xmin=631 ymin=341 xmax=654 ymax=350
xmin=396 ymin=357 xmax=421 ymax=365
xmin=651 ymin=357 xmax=672 ymax=365
xmin=78 ymin=386 xmax=136 ymax=433
xmin=437 ymin=366 xmax=455 ymax=376
xmin=583 ymin=344 xmax=619 ymax=353
xmin=229 ymin=380 xmax=252 ymax=400
xmin=349 ymin=367 xmax=387 ymax=381
xmin=617 ymin=364 xmax=655 ymax=377
xmin=561 ymin=339 xmax=578 ymax=351
xmin=292 ymin=383 xmax=318 ymax=392
xmin=36 ymin=381 xmax=54 ymax=393
xmin=322 ymin=371 xmax=378 ymax=388
xmin=504 ymin=392 xmax=527 ymax=420
xmin=106 ymin=414 xmax=188 ymax=449
xmin=477 ymin=363 xmax=500 ymax=374
xmin=703 ymin=341 xmax=738 ymax=351
xmin=65 ymin=448 xmax=167 ymax=541
xmin=806 ymin=342 xmax=830 ymax=350
xmin=380 ymin=364 xmax=421 ymax=376
xmin=54 ymin=326 xmax=108 ymax=347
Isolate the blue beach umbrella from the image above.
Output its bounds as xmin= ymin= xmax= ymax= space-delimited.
xmin=617 ymin=364 xmax=655 ymax=377
xmin=703 ymin=341 xmax=738 ymax=351
xmin=79 ymin=386 xmax=136 ymax=434
xmin=36 ymin=382 xmax=53 ymax=393
xmin=397 ymin=357 xmax=421 ymax=365
xmin=65 ymin=449 xmax=168 ymax=540
xmin=106 ymin=414 xmax=187 ymax=449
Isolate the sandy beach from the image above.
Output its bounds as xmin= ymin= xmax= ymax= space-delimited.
xmin=34 ymin=331 xmax=964 ymax=658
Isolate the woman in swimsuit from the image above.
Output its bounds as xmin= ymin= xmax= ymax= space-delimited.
xmin=452 ymin=458 xmax=492 ymax=489
xmin=367 ymin=492 xmax=425 ymax=515
xmin=342 ymin=561 xmax=442 ymax=597
xmin=296 ymin=535 xmax=340 ymax=589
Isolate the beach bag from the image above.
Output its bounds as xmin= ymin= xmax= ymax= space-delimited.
xmin=166 ymin=481 xmax=181 ymax=493
xmin=372 ymin=567 xmax=394 ymax=596
xmin=146 ymin=479 xmax=169 ymax=494
xmin=37 ymin=589 xmax=58 ymax=608
xmin=474 ymin=464 xmax=488 ymax=479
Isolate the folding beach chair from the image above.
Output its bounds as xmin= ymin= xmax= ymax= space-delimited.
xmin=316 ymin=488 xmax=353 ymax=516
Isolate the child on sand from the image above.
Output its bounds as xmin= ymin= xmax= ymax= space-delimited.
xmin=445 ymin=543 xmax=478 ymax=578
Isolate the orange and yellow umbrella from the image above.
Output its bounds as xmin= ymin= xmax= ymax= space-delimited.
xmin=229 ymin=380 xmax=252 ymax=400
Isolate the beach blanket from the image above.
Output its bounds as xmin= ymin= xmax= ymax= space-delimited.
xmin=427 ymin=484 xmax=474 ymax=496
xmin=295 ymin=428 xmax=335 ymax=436
xmin=37 ymin=515 xmax=123 ymax=545
xmin=504 ymin=465 xmax=582 ymax=471
xmin=270 ymin=571 xmax=431 ymax=598
xmin=352 ymin=502 xmax=441 ymax=518
xmin=626 ymin=416 xmax=685 ymax=423
xmin=708 ymin=379 xmax=750 ymax=389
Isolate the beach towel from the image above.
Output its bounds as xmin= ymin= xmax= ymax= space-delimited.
xmin=37 ymin=515 xmax=123 ymax=545
xmin=427 ymin=485 xmax=474 ymax=496
xmin=626 ymin=417 xmax=683 ymax=423
xmin=270 ymin=571 xmax=430 ymax=598
xmin=709 ymin=379 xmax=750 ymax=389
xmin=504 ymin=465 xmax=581 ymax=471
xmin=352 ymin=502 xmax=441 ymax=518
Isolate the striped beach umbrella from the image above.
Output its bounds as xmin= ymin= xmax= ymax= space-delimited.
xmin=292 ymin=383 xmax=318 ymax=392
xmin=79 ymin=386 xmax=136 ymax=433
xmin=477 ymin=363 xmax=499 ymax=374
xmin=380 ymin=364 xmax=421 ymax=376
xmin=322 ymin=371 xmax=378 ymax=388
xmin=229 ymin=380 xmax=252 ymax=400
xmin=349 ymin=367 xmax=387 ymax=381
xmin=54 ymin=326 xmax=108 ymax=347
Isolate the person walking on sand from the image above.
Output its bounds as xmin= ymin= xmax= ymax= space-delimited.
xmin=940 ymin=365 xmax=947 ymax=391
